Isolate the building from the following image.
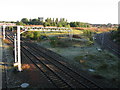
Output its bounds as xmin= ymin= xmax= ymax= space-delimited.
xmin=38 ymin=17 xmax=44 ymax=21
xmin=0 ymin=23 xmax=16 ymax=26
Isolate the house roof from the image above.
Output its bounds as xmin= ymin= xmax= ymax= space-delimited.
xmin=24 ymin=25 xmax=43 ymax=27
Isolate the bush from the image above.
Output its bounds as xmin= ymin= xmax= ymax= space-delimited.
xmin=50 ymin=40 xmax=57 ymax=47
xmin=24 ymin=31 xmax=41 ymax=40
xmin=49 ymin=37 xmax=70 ymax=47
xmin=27 ymin=33 xmax=34 ymax=39
xmin=57 ymin=40 xmax=70 ymax=47
xmin=86 ymin=41 xmax=94 ymax=46
xmin=49 ymin=37 xmax=59 ymax=47
xmin=97 ymin=62 xmax=109 ymax=70
xmin=75 ymin=54 xmax=93 ymax=60
xmin=86 ymin=54 xmax=96 ymax=60
xmin=74 ymin=56 xmax=84 ymax=61
xmin=33 ymin=32 xmax=41 ymax=40
xmin=3 ymin=39 xmax=10 ymax=44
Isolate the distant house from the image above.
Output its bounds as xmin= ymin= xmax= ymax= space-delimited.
xmin=23 ymin=25 xmax=69 ymax=30
xmin=0 ymin=23 xmax=16 ymax=26
xmin=91 ymin=24 xmax=119 ymax=28
xmin=38 ymin=17 xmax=44 ymax=21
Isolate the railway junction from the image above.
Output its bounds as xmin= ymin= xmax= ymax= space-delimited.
xmin=0 ymin=25 xmax=119 ymax=89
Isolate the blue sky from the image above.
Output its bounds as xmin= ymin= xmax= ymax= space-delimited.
xmin=0 ymin=0 xmax=119 ymax=24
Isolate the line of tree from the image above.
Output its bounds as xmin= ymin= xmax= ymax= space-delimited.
xmin=16 ymin=17 xmax=90 ymax=28
xmin=70 ymin=22 xmax=90 ymax=27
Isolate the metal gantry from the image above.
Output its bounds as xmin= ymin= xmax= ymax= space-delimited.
xmin=3 ymin=25 xmax=6 ymax=40
xmin=2 ymin=25 xmax=22 ymax=71
xmin=13 ymin=26 xmax=22 ymax=71
xmin=14 ymin=34 xmax=17 ymax=63
xmin=2 ymin=25 xmax=73 ymax=71
xmin=17 ymin=26 xmax=22 ymax=71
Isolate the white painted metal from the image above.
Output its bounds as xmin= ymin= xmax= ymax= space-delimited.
xmin=17 ymin=26 xmax=22 ymax=71
xmin=0 ymin=26 xmax=3 ymax=90
xmin=14 ymin=34 xmax=17 ymax=63
xmin=4 ymin=25 xmax=72 ymax=71
xmin=3 ymin=25 xmax=6 ymax=40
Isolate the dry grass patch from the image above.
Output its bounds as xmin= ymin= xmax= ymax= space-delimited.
xmin=74 ymin=50 xmax=119 ymax=85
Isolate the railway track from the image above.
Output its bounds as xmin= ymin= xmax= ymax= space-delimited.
xmin=5 ymin=30 xmax=103 ymax=88
xmin=2 ymin=39 xmax=8 ymax=89
xmin=22 ymin=41 xmax=103 ymax=88
xmin=95 ymin=33 xmax=120 ymax=57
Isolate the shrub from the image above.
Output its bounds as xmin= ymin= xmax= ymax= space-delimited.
xmin=74 ymin=56 xmax=84 ymax=61
xmin=49 ymin=37 xmax=59 ymax=47
xmin=86 ymin=54 xmax=96 ymax=60
xmin=3 ymin=39 xmax=10 ymax=44
xmin=27 ymin=33 xmax=34 ymax=39
xmin=57 ymin=40 xmax=70 ymax=47
xmin=97 ymin=62 xmax=109 ymax=70
xmin=50 ymin=40 xmax=57 ymax=47
xmin=86 ymin=41 xmax=94 ymax=46
xmin=33 ymin=32 xmax=41 ymax=40
xmin=49 ymin=37 xmax=70 ymax=47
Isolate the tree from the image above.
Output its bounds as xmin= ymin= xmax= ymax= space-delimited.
xmin=55 ymin=18 xmax=58 ymax=24
xmin=43 ymin=22 xmax=51 ymax=27
xmin=70 ymin=22 xmax=76 ymax=27
xmin=21 ymin=18 xmax=29 ymax=24
xmin=65 ymin=24 xmax=70 ymax=28
xmin=117 ymin=25 xmax=120 ymax=33
xmin=31 ymin=19 xmax=39 ymax=25
xmin=33 ymin=32 xmax=41 ymax=40
xmin=57 ymin=23 xmax=63 ymax=27
xmin=43 ymin=22 xmax=47 ymax=27
xmin=16 ymin=21 xmax=25 ymax=25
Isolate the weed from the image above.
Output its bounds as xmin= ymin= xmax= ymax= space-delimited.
xmin=74 ymin=56 xmax=84 ymax=61
xmin=97 ymin=62 xmax=109 ymax=70
xmin=57 ymin=40 xmax=70 ymax=47
xmin=86 ymin=41 xmax=94 ymax=46
xmin=92 ymin=74 xmax=105 ymax=79
xmin=8 ymin=46 xmax=13 ymax=50
xmin=49 ymin=37 xmax=70 ymax=48
xmin=3 ymin=39 xmax=10 ymax=44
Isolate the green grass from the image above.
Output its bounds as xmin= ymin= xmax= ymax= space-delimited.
xmin=74 ymin=50 xmax=119 ymax=84
xmin=49 ymin=37 xmax=71 ymax=48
